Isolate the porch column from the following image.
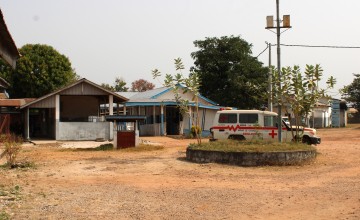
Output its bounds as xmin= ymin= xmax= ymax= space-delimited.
xmin=55 ymin=94 xmax=60 ymax=140
xmin=109 ymin=95 xmax=113 ymax=115
xmin=123 ymin=104 xmax=126 ymax=115
xmin=25 ymin=107 xmax=30 ymax=141
xmin=153 ymin=105 xmax=156 ymax=135
xmin=160 ymin=105 xmax=164 ymax=136
xmin=109 ymin=95 xmax=113 ymax=140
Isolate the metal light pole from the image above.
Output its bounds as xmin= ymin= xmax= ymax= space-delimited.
xmin=265 ymin=0 xmax=291 ymax=142
xmin=276 ymin=0 xmax=282 ymax=142
xmin=267 ymin=42 xmax=272 ymax=112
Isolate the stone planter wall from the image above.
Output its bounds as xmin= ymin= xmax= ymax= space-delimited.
xmin=186 ymin=148 xmax=316 ymax=166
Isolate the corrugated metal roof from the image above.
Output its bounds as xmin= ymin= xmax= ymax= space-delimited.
xmin=119 ymin=87 xmax=170 ymax=100
xmin=21 ymin=78 xmax=129 ymax=109
xmin=119 ymin=86 xmax=218 ymax=106
xmin=117 ymin=92 xmax=140 ymax=99
xmin=0 ymin=98 xmax=35 ymax=107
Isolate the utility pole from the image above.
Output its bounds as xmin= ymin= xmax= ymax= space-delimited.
xmin=267 ymin=42 xmax=272 ymax=112
xmin=266 ymin=0 xmax=291 ymax=142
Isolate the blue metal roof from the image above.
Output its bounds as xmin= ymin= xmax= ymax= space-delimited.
xmin=118 ymin=85 xmax=218 ymax=106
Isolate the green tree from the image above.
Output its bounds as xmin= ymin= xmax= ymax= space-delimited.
xmin=100 ymin=83 xmax=115 ymax=92
xmin=191 ymin=35 xmax=269 ymax=109
xmin=101 ymin=77 xmax=129 ymax=92
xmin=114 ymin=77 xmax=129 ymax=92
xmin=272 ymin=64 xmax=335 ymax=141
xmin=341 ymin=74 xmax=360 ymax=112
xmin=152 ymin=58 xmax=202 ymax=144
xmin=0 ymin=44 xmax=77 ymax=98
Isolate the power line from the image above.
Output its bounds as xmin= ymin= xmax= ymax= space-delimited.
xmin=280 ymin=44 xmax=360 ymax=49
xmin=256 ymin=44 xmax=269 ymax=58
xmin=256 ymin=43 xmax=360 ymax=58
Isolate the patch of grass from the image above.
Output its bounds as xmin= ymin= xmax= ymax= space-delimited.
xmin=74 ymin=144 xmax=115 ymax=151
xmin=188 ymin=140 xmax=316 ymax=153
xmin=0 ymin=161 xmax=36 ymax=170
xmin=119 ymin=144 xmax=164 ymax=152
xmin=63 ymin=143 xmax=164 ymax=152
xmin=0 ymin=210 xmax=10 ymax=220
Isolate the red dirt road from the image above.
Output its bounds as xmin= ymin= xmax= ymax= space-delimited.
xmin=1 ymin=125 xmax=360 ymax=219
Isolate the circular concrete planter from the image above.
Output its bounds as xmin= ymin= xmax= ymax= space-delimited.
xmin=186 ymin=148 xmax=316 ymax=166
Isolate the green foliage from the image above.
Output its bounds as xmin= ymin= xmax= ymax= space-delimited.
xmin=119 ymin=144 xmax=164 ymax=152
xmin=100 ymin=83 xmax=116 ymax=92
xmin=114 ymin=77 xmax=129 ymax=92
xmin=101 ymin=77 xmax=129 ymax=92
xmin=188 ymin=139 xmax=316 ymax=153
xmin=152 ymin=58 xmax=202 ymax=144
xmin=341 ymin=73 xmax=360 ymax=112
xmin=0 ymin=210 xmax=10 ymax=220
xmin=272 ymin=64 xmax=335 ymax=140
xmin=190 ymin=125 xmax=202 ymax=138
xmin=0 ymin=134 xmax=23 ymax=168
xmin=0 ymin=185 xmax=22 ymax=220
xmin=74 ymin=144 xmax=114 ymax=151
xmin=0 ymin=44 xmax=77 ymax=98
xmin=191 ymin=35 xmax=269 ymax=109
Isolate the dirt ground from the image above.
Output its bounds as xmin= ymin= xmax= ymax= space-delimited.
xmin=1 ymin=125 xmax=360 ymax=220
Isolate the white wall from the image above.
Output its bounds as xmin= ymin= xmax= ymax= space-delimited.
xmin=57 ymin=122 xmax=110 ymax=140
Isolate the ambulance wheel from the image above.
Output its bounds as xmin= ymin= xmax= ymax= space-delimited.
xmin=302 ymin=136 xmax=311 ymax=145
xmin=229 ymin=135 xmax=245 ymax=141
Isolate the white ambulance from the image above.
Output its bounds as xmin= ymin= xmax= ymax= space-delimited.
xmin=210 ymin=109 xmax=321 ymax=145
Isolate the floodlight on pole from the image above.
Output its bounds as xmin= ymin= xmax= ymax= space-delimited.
xmin=265 ymin=0 xmax=291 ymax=142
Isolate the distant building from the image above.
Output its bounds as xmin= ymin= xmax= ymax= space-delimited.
xmin=272 ymin=97 xmax=348 ymax=128
xmin=116 ymin=85 xmax=224 ymax=137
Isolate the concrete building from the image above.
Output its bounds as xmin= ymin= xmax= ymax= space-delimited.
xmin=20 ymin=78 xmax=128 ymax=141
xmin=117 ymin=85 xmax=223 ymax=137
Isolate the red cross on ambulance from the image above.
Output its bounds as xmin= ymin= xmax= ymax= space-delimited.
xmin=268 ymin=129 xmax=277 ymax=139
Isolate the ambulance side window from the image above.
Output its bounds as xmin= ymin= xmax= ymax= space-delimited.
xmin=264 ymin=116 xmax=277 ymax=127
xmin=218 ymin=113 xmax=237 ymax=123
xmin=239 ymin=114 xmax=258 ymax=124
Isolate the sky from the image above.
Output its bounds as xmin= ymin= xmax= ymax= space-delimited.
xmin=2 ymin=0 xmax=360 ymax=98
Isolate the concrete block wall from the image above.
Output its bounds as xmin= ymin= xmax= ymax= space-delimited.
xmin=57 ymin=122 xmax=110 ymax=140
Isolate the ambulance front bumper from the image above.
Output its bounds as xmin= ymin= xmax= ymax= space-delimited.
xmin=310 ymin=136 xmax=321 ymax=145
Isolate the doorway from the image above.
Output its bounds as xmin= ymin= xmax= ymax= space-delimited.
xmin=29 ymin=108 xmax=55 ymax=139
xmin=166 ymin=106 xmax=181 ymax=135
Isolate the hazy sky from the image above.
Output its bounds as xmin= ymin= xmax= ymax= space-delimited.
xmin=2 ymin=0 xmax=360 ymax=98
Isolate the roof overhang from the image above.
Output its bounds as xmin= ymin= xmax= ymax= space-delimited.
xmin=20 ymin=78 xmax=129 ymax=109
xmin=0 ymin=9 xmax=20 ymax=69
xmin=0 ymin=98 xmax=35 ymax=107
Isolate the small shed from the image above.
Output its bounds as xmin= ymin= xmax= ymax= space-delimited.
xmin=105 ymin=115 xmax=146 ymax=149
xmin=20 ymin=78 xmax=128 ymax=141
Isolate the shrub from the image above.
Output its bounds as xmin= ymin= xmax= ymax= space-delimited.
xmin=190 ymin=125 xmax=202 ymax=138
xmin=0 ymin=134 xmax=23 ymax=168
